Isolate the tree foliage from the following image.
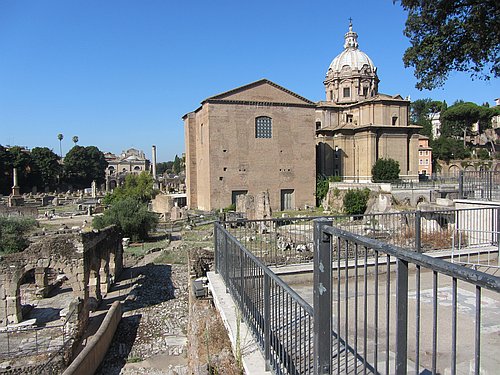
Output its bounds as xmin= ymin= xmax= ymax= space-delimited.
xmin=398 ymin=0 xmax=500 ymax=90
xmin=410 ymin=99 xmax=443 ymax=138
xmin=93 ymin=197 xmax=158 ymax=241
xmin=0 ymin=146 xmax=14 ymax=195
xmin=343 ymin=189 xmax=370 ymax=215
xmin=316 ymin=175 xmax=333 ymax=207
xmin=441 ymin=102 xmax=497 ymax=138
xmin=63 ymin=145 xmax=107 ymax=189
xmin=430 ymin=137 xmax=471 ymax=161
xmin=103 ymin=172 xmax=157 ymax=204
xmin=156 ymin=161 xmax=173 ymax=175
xmin=31 ymin=147 xmax=61 ymax=190
xmin=371 ymin=158 xmax=400 ymax=182
xmin=0 ymin=217 xmax=37 ymax=255
xmin=172 ymin=155 xmax=181 ymax=175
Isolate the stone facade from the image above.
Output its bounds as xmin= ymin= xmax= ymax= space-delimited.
xmin=104 ymin=148 xmax=150 ymax=190
xmin=418 ymin=136 xmax=432 ymax=176
xmin=184 ymin=80 xmax=317 ymax=211
xmin=183 ymin=23 xmax=421 ymax=211
xmin=0 ymin=226 xmax=123 ymax=329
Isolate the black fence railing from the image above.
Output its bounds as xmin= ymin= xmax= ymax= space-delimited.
xmin=214 ymin=218 xmax=500 ymax=374
xmin=0 ymin=307 xmax=76 ymax=361
xmin=222 ymin=207 xmax=500 ymax=267
xmin=316 ymin=220 xmax=500 ymax=375
xmin=459 ymin=170 xmax=500 ymax=201
xmin=215 ymin=223 xmax=314 ymax=374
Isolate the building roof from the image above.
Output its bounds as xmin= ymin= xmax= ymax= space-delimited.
xmin=205 ymin=78 xmax=315 ymax=105
xmin=327 ymin=22 xmax=376 ymax=75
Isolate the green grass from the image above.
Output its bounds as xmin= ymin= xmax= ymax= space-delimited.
xmin=125 ymin=238 xmax=170 ymax=257
xmin=154 ymin=248 xmax=188 ymax=265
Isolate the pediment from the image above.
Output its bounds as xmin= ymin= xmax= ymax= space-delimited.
xmin=206 ymin=79 xmax=314 ymax=105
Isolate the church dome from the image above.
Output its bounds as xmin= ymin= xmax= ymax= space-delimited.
xmin=327 ymin=22 xmax=376 ymax=74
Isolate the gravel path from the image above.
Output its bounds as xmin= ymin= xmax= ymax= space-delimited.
xmin=96 ymin=248 xmax=189 ymax=375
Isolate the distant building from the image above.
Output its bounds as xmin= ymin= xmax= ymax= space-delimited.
xmin=183 ymin=22 xmax=421 ymax=211
xmin=431 ymin=112 xmax=441 ymax=139
xmin=418 ymin=136 xmax=432 ymax=177
xmin=104 ymin=148 xmax=150 ymax=190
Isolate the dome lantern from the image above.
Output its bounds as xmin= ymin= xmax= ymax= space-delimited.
xmin=324 ymin=20 xmax=379 ymax=103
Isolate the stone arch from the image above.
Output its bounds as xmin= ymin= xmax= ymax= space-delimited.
xmin=449 ymin=165 xmax=460 ymax=175
xmin=464 ymin=165 xmax=475 ymax=172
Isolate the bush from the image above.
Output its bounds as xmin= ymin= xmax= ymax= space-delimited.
xmin=0 ymin=217 xmax=37 ymax=255
xmin=372 ymin=158 xmax=400 ymax=182
xmin=93 ymin=198 xmax=158 ymax=241
xmin=476 ymin=148 xmax=490 ymax=160
xmin=343 ymin=189 xmax=370 ymax=215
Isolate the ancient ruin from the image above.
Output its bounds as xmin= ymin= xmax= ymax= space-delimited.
xmin=0 ymin=226 xmax=123 ymax=332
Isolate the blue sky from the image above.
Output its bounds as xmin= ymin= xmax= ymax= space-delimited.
xmin=0 ymin=0 xmax=498 ymax=162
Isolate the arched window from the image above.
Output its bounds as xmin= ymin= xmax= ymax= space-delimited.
xmin=255 ymin=116 xmax=272 ymax=138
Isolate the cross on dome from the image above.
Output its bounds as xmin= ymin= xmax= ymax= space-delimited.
xmin=344 ymin=19 xmax=358 ymax=49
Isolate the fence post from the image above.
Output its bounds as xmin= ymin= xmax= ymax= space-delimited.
xmin=214 ymin=223 xmax=219 ymax=274
xmin=415 ymin=210 xmax=422 ymax=253
xmin=458 ymin=170 xmax=464 ymax=199
xmin=395 ymin=258 xmax=409 ymax=374
xmin=224 ymin=234 xmax=229 ymax=293
xmin=263 ymin=272 xmax=271 ymax=371
xmin=489 ymin=171 xmax=493 ymax=201
xmin=313 ymin=218 xmax=332 ymax=375
xmin=497 ymin=208 xmax=500 ymax=265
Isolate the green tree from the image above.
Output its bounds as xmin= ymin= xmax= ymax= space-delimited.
xmin=371 ymin=158 xmax=400 ymax=182
xmin=343 ymin=189 xmax=370 ymax=215
xmin=156 ymin=161 xmax=173 ymax=175
xmin=31 ymin=147 xmax=62 ymax=190
xmin=0 ymin=217 xmax=37 ymax=255
xmin=63 ymin=145 xmax=107 ymax=189
xmin=172 ymin=154 xmax=181 ymax=174
xmin=93 ymin=197 xmax=158 ymax=241
xmin=476 ymin=148 xmax=491 ymax=160
xmin=9 ymin=146 xmax=35 ymax=192
xmin=0 ymin=145 xmax=14 ymax=195
xmin=431 ymin=137 xmax=471 ymax=162
xmin=398 ymin=0 xmax=499 ymax=90
xmin=316 ymin=175 xmax=332 ymax=207
xmin=57 ymin=133 xmax=64 ymax=157
xmin=72 ymin=136 xmax=79 ymax=145
xmin=441 ymin=102 xmax=496 ymax=139
xmin=103 ymin=172 xmax=157 ymax=204
xmin=410 ymin=99 xmax=442 ymax=138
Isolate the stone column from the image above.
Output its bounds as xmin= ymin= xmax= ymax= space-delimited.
xmin=11 ymin=168 xmax=20 ymax=196
xmin=152 ymin=145 xmax=157 ymax=180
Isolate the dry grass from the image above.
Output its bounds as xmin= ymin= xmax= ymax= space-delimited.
xmin=189 ymin=299 xmax=242 ymax=374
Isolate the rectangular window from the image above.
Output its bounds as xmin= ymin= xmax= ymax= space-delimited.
xmin=347 ymin=114 xmax=353 ymax=123
xmin=343 ymin=87 xmax=350 ymax=98
xmin=392 ymin=116 xmax=398 ymax=125
xmin=281 ymin=189 xmax=295 ymax=211
xmin=363 ymin=87 xmax=368 ymax=96
xmin=231 ymin=190 xmax=248 ymax=206
xmin=255 ymin=116 xmax=272 ymax=138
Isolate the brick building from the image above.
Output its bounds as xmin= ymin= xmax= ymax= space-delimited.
xmin=183 ymin=22 xmax=421 ymax=211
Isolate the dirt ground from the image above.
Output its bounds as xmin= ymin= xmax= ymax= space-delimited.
xmin=94 ymin=225 xmax=241 ymax=375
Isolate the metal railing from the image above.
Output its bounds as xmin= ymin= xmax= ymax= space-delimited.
xmin=215 ymin=222 xmax=314 ymax=374
xmin=222 ymin=207 xmax=500 ymax=266
xmin=459 ymin=170 xmax=500 ymax=201
xmin=214 ymin=217 xmax=500 ymax=374
xmin=315 ymin=220 xmax=500 ymax=374
xmin=0 ymin=308 xmax=76 ymax=360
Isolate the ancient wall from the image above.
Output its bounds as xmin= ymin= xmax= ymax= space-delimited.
xmin=0 ymin=226 xmax=123 ymax=329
